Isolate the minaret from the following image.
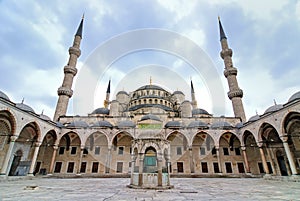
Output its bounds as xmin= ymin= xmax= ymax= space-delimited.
xmin=104 ymin=79 xmax=111 ymax=108
xmin=218 ymin=17 xmax=246 ymax=122
xmin=191 ymin=79 xmax=197 ymax=109
xmin=53 ymin=16 xmax=84 ymax=121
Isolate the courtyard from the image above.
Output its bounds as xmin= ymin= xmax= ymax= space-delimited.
xmin=0 ymin=177 xmax=299 ymax=200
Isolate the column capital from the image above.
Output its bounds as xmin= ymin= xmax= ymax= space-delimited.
xmin=10 ymin=135 xmax=18 ymax=142
xmin=53 ymin=145 xmax=59 ymax=150
xmin=34 ymin=142 xmax=42 ymax=147
xmin=279 ymin=134 xmax=289 ymax=143
xmin=257 ymin=141 xmax=264 ymax=148
xmin=240 ymin=146 xmax=246 ymax=151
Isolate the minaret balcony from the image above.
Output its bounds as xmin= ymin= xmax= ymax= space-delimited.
xmin=220 ymin=48 xmax=232 ymax=59
xmin=227 ymin=89 xmax=243 ymax=99
xmin=57 ymin=87 xmax=73 ymax=97
xmin=64 ymin=65 xmax=78 ymax=76
xmin=224 ymin=67 xmax=237 ymax=77
xmin=68 ymin=46 xmax=81 ymax=57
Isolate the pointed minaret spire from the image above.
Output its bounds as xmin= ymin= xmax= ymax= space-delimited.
xmin=75 ymin=14 xmax=84 ymax=38
xmin=104 ymin=79 xmax=111 ymax=108
xmin=53 ymin=16 xmax=84 ymax=121
xmin=219 ymin=17 xmax=246 ymax=122
xmin=190 ymin=78 xmax=197 ymax=109
xmin=218 ymin=16 xmax=227 ymax=41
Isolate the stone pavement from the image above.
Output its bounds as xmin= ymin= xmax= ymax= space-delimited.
xmin=0 ymin=177 xmax=300 ymax=201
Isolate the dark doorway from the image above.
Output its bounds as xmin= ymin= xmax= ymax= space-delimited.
xmin=9 ymin=150 xmax=22 ymax=176
xmin=34 ymin=161 xmax=41 ymax=175
xmin=177 ymin=162 xmax=184 ymax=173
xmin=237 ymin=162 xmax=245 ymax=173
xmin=277 ymin=155 xmax=288 ymax=176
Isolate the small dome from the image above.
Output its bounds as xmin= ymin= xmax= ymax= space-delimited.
xmin=288 ymin=91 xmax=300 ymax=103
xmin=117 ymin=120 xmax=135 ymax=128
xmin=91 ymin=121 xmax=113 ymax=128
xmin=0 ymin=90 xmax=10 ymax=101
xmin=56 ymin=122 xmax=65 ymax=128
xmin=136 ymin=85 xmax=166 ymax=91
xmin=92 ymin=107 xmax=109 ymax=115
xmin=173 ymin=91 xmax=184 ymax=95
xmin=16 ymin=103 xmax=35 ymax=113
xmin=40 ymin=114 xmax=51 ymax=121
xmin=141 ymin=114 xmax=161 ymax=121
xmin=264 ymin=104 xmax=283 ymax=114
xmin=235 ymin=122 xmax=243 ymax=128
xmin=67 ymin=121 xmax=89 ymax=128
xmin=248 ymin=114 xmax=260 ymax=122
xmin=165 ymin=121 xmax=182 ymax=128
xmin=187 ymin=121 xmax=208 ymax=128
xmin=192 ymin=108 xmax=209 ymax=115
xmin=211 ymin=121 xmax=232 ymax=129
xmin=117 ymin=91 xmax=129 ymax=96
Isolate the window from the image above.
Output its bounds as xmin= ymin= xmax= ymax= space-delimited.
xmin=92 ymin=162 xmax=99 ymax=173
xmin=237 ymin=162 xmax=245 ymax=173
xmin=71 ymin=147 xmax=77 ymax=155
xmin=212 ymin=147 xmax=216 ymax=155
xmin=225 ymin=162 xmax=233 ymax=173
xmin=54 ymin=162 xmax=62 ymax=173
xmin=223 ymin=147 xmax=229 ymax=155
xmin=235 ymin=148 xmax=241 ymax=155
xmin=177 ymin=147 xmax=182 ymax=155
xmin=201 ymin=162 xmax=208 ymax=173
xmin=267 ymin=162 xmax=273 ymax=174
xmin=118 ymin=147 xmax=124 ymax=155
xmin=200 ymin=147 xmax=206 ymax=155
xmin=117 ymin=162 xmax=123 ymax=173
xmin=258 ymin=162 xmax=264 ymax=173
xmin=80 ymin=162 xmax=87 ymax=173
xmin=59 ymin=147 xmax=65 ymax=155
xmin=95 ymin=146 xmax=100 ymax=155
xmin=177 ymin=162 xmax=184 ymax=173
xmin=213 ymin=162 xmax=219 ymax=173
xmin=83 ymin=148 xmax=88 ymax=155
xmin=67 ymin=162 xmax=75 ymax=173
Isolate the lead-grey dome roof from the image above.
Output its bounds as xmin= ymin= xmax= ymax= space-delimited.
xmin=165 ymin=121 xmax=182 ymax=128
xmin=91 ymin=121 xmax=113 ymax=128
xmin=92 ymin=107 xmax=109 ymax=115
xmin=187 ymin=121 xmax=208 ymax=129
xmin=264 ymin=104 xmax=283 ymax=114
xmin=16 ymin=103 xmax=35 ymax=113
xmin=116 ymin=91 xmax=129 ymax=96
xmin=288 ymin=91 xmax=300 ymax=103
xmin=141 ymin=114 xmax=161 ymax=121
xmin=0 ymin=90 xmax=10 ymax=101
xmin=117 ymin=120 xmax=135 ymax=128
xmin=137 ymin=85 xmax=166 ymax=91
xmin=173 ymin=91 xmax=184 ymax=95
xmin=248 ymin=114 xmax=260 ymax=122
xmin=211 ymin=121 xmax=232 ymax=129
xmin=40 ymin=113 xmax=51 ymax=121
xmin=67 ymin=121 xmax=89 ymax=128
xmin=192 ymin=108 xmax=209 ymax=115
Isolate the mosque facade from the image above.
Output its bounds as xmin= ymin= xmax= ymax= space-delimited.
xmin=0 ymin=17 xmax=300 ymax=180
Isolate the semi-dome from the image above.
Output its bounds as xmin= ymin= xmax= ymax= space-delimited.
xmin=288 ymin=91 xmax=300 ymax=103
xmin=0 ymin=90 xmax=10 ymax=101
xmin=264 ymin=104 xmax=283 ymax=114
xmin=116 ymin=91 xmax=129 ymax=96
xmin=248 ymin=114 xmax=260 ymax=122
xmin=67 ymin=120 xmax=89 ymax=128
xmin=235 ymin=122 xmax=243 ymax=128
xmin=56 ymin=122 xmax=65 ymax=128
xmin=192 ymin=108 xmax=209 ymax=115
xmin=140 ymin=114 xmax=161 ymax=121
xmin=91 ymin=121 xmax=113 ymax=128
xmin=187 ymin=121 xmax=208 ymax=129
xmin=211 ymin=121 xmax=232 ymax=129
xmin=117 ymin=120 xmax=135 ymax=128
xmin=40 ymin=113 xmax=51 ymax=121
xmin=172 ymin=91 xmax=184 ymax=95
xmin=165 ymin=121 xmax=182 ymax=128
xmin=16 ymin=103 xmax=35 ymax=113
xmin=92 ymin=107 xmax=109 ymax=115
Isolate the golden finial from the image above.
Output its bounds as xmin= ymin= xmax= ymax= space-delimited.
xmin=218 ymin=16 xmax=220 ymax=21
xmin=273 ymin=99 xmax=277 ymax=105
xmin=150 ymin=76 xmax=152 ymax=85
xmin=82 ymin=13 xmax=85 ymax=20
xmin=21 ymin=98 xmax=24 ymax=104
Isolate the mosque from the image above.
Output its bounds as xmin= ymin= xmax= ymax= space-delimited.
xmin=0 ymin=16 xmax=300 ymax=185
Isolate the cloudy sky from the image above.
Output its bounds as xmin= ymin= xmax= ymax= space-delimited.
xmin=1 ymin=0 xmax=300 ymax=120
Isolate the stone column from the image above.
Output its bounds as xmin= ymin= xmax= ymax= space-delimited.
xmin=157 ymin=157 xmax=163 ymax=186
xmin=105 ymin=146 xmax=112 ymax=173
xmin=189 ymin=146 xmax=194 ymax=173
xmin=241 ymin=146 xmax=250 ymax=173
xmin=258 ymin=145 xmax=269 ymax=174
xmin=265 ymin=147 xmax=275 ymax=174
xmin=0 ymin=135 xmax=18 ymax=176
xmin=130 ymin=154 xmax=136 ymax=185
xmin=27 ymin=142 xmax=42 ymax=176
xmin=77 ymin=146 xmax=84 ymax=174
xmin=48 ymin=145 xmax=58 ymax=174
xmin=216 ymin=147 xmax=222 ymax=173
xmin=138 ymin=153 xmax=144 ymax=186
xmin=166 ymin=154 xmax=171 ymax=186
xmin=281 ymin=135 xmax=298 ymax=175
